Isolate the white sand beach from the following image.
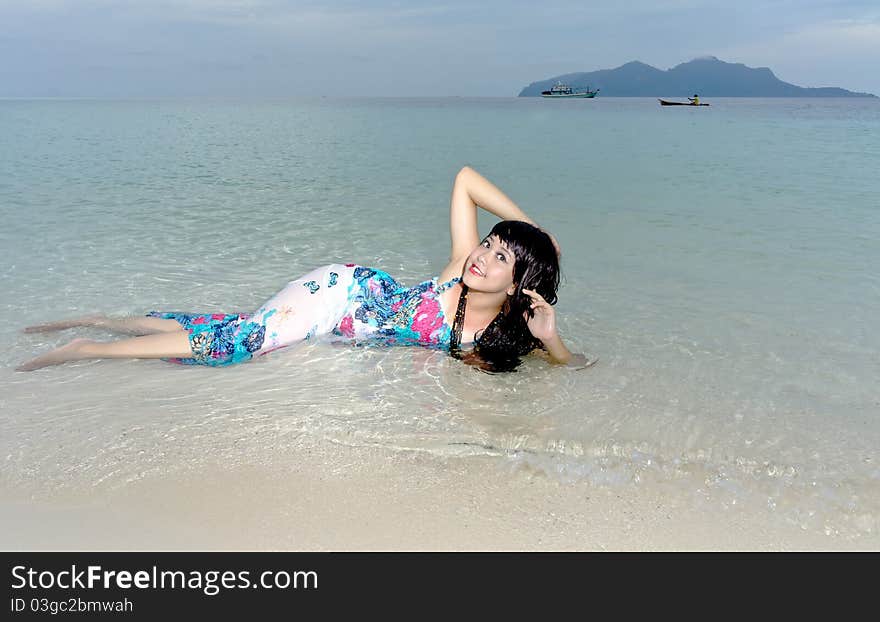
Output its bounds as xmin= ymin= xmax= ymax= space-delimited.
xmin=3 ymin=438 xmax=874 ymax=551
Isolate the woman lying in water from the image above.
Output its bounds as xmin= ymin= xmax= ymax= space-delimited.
xmin=18 ymin=166 xmax=593 ymax=373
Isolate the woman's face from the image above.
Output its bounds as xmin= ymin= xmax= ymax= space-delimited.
xmin=461 ymin=235 xmax=516 ymax=294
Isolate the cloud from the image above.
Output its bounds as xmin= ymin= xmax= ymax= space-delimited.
xmin=1 ymin=1 xmax=878 ymax=96
xmin=718 ymin=16 xmax=880 ymax=92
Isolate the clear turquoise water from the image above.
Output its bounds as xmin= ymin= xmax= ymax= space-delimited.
xmin=2 ymin=97 xmax=878 ymax=539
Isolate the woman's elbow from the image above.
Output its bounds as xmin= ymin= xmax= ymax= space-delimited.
xmin=457 ymin=165 xmax=475 ymax=179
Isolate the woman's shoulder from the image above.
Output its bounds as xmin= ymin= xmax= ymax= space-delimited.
xmin=438 ymin=254 xmax=467 ymax=285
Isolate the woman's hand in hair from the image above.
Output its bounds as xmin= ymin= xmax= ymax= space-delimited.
xmin=523 ymin=288 xmax=573 ymax=364
xmin=522 ymin=288 xmax=558 ymax=342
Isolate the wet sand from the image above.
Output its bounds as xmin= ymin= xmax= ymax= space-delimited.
xmin=2 ymin=439 xmax=873 ymax=551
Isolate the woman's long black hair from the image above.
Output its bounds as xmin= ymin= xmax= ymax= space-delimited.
xmin=450 ymin=220 xmax=560 ymax=372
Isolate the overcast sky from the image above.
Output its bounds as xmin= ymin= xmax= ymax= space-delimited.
xmin=1 ymin=0 xmax=878 ymax=97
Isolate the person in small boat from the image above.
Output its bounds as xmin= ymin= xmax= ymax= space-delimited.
xmin=688 ymin=94 xmax=700 ymax=106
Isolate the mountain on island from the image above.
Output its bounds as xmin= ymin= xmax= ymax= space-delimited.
xmin=518 ymin=56 xmax=876 ymax=97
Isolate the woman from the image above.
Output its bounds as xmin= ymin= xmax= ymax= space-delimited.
xmin=18 ymin=167 xmax=589 ymax=372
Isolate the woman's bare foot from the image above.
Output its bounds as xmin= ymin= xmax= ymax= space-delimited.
xmin=22 ymin=314 xmax=104 ymax=334
xmin=16 ymin=338 xmax=94 ymax=372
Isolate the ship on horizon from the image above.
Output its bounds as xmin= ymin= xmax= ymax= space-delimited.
xmin=541 ymin=82 xmax=599 ymax=98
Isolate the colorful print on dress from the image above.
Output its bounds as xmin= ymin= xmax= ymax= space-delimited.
xmin=145 ymin=311 xmax=264 ymax=366
xmin=243 ymin=325 xmax=266 ymax=352
xmin=149 ymin=266 xmax=462 ymax=368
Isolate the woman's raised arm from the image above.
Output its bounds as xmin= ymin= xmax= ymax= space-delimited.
xmin=447 ymin=166 xmax=536 ymax=261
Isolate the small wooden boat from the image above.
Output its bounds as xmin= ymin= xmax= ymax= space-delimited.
xmin=658 ymin=99 xmax=710 ymax=106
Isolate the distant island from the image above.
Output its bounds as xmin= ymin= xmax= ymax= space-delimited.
xmin=518 ymin=56 xmax=876 ymax=98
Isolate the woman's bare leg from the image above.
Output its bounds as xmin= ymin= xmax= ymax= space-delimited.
xmin=22 ymin=314 xmax=103 ymax=333
xmin=16 ymin=331 xmax=194 ymax=372
xmin=23 ymin=315 xmax=182 ymax=335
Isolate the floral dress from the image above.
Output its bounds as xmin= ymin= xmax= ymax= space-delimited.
xmin=147 ymin=264 xmax=460 ymax=366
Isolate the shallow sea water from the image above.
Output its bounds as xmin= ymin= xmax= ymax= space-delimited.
xmin=1 ymin=97 xmax=878 ymax=540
